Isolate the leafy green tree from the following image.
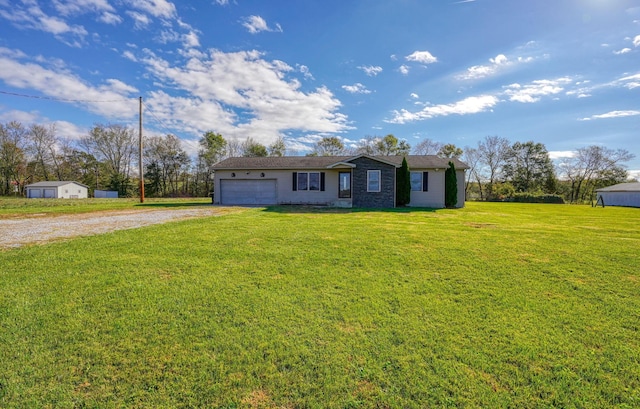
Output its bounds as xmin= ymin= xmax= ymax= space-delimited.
xmin=312 ymin=136 xmax=346 ymax=156
xmin=445 ymin=161 xmax=458 ymax=208
xmin=242 ymin=137 xmax=268 ymax=157
xmin=396 ymin=157 xmax=411 ymax=206
xmin=438 ymin=143 xmax=463 ymax=158
xmin=268 ymin=136 xmax=287 ymax=157
xmin=503 ymin=141 xmax=555 ymax=193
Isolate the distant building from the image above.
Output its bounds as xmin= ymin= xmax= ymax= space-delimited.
xmin=25 ymin=181 xmax=89 ymax=199
xmin=595 ymin=182 xmax=640 ymax=208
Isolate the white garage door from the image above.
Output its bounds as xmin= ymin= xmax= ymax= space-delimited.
xmin=220 ymin=179 xmax=277 ymax=205
xmin=44 ymin=189 xmax=56 ymax=198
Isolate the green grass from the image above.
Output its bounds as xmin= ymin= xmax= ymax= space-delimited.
xmin=0 ymin=202 xmax=638 ymax=408
xmin=0 ymin=197 xmax=212 ymax=218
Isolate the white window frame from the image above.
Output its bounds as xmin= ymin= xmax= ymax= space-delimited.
xmin=367 ymin=170 xmax=381 ymax=192
xmin=410 ymin=172 xmax=422 ymax=191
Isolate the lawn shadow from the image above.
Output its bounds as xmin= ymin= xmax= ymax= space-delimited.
xmin=262 ymin=205 xmax=439 ymax=214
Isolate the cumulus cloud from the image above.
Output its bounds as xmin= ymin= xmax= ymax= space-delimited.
xmin=138 ymin=48 xmax=350 ymax=143
xmin=242 ymin=15 xmax=283 ymax=34
xmin=548 ymin=151 xmax=576 ymax=160
xmin=457 ymin=53 xmax=538 ymax=80
xmin=358 ymin=65 xmax=383 ymax=76
xmin=127 ymin=11 xmax=151 ymax=29
xmin=634 ymin=35 xmax=640 ymax=47
xmin=398 ymin=65 xmax=410 ymax=75
xmin=127 ymin=0 xmax=176 ymax=19
xmin=405 ymin=50 xmax=438 ymax=64
xmin=503 ymin=78 xmax=572 ymax=103
xmin=0 ymin=1 xmax=88 ymax=46
xmin=579 ymin=110 xmax=640 ymax=121
xmin=387 ymin=95 xmax=498 ymax=124
xmin=0 ymin=51 xmax=138 ymax=118
xmin=342 ymin=83 xmax=371 ymax=94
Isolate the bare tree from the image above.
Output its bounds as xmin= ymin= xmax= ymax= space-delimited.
xmin=80 ymin=123 xmax=137 ymax=195
xmin=28 ymin=123 xmax=58 ymax=181
xmin=558 ymin=146 xmax=634 ymax=203
xmin=0 ymin=121 xmax=29 ymax=195
xmin=477 ymin=135 xmax=510 ymax=200
xmin=268 ymin=136 xmax=287 ymax=157
xmin=413 ymin=138 xmax=443 ymax=155
xmin=462 ymin=146 xmax=483 ymax=199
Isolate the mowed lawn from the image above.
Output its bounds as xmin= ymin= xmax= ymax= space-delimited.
xmin=0 ymin=202 xmax=638 ymax=408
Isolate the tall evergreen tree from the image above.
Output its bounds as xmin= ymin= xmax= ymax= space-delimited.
xmin=396 ymin=157 xmax=411 ymax=206
xmin=445 ymin=161 xmax=458 ymax=208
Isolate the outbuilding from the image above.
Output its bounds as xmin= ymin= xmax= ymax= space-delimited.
xmin=595 ymin=182 xmax=640 ymax=208
xmin=25 ymin=181 xmax=89 ymax=199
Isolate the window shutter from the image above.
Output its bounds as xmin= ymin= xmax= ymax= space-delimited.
xmin=292 ymin=172 xmax=297 ymax=191
xmin=423 ymin=172 xmax=429 ymax=191
xmin=320 ymin=172 xmax=325 ymax=191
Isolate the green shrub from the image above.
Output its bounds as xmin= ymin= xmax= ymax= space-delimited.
xmin=511 ymin=193 xmax=565 ymax=204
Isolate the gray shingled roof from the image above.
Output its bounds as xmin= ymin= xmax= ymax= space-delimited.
xmin=26 ymin=181 xmax=89 ymax=188
xmin=596 ymin=182 xmax=640 ymax=192
xmin=213 ymin=155 xmax=469 ymax=170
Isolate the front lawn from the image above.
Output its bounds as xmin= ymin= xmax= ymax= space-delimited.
xmin=0 ymin=202 xmax=638 ymax=407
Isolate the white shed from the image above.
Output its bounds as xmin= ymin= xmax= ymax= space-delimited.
xmin=26 ymin=181 xmax=89 ymax=199
xmin=595 ymin=182 xmax=640 ymax=208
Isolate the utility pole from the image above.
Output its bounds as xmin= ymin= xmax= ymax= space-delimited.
xmin=139 ymin=96 xmax=145 ymax=203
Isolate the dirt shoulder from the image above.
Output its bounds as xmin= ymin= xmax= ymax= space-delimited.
xmin=0 ymin=207 xmax=229 ymax=249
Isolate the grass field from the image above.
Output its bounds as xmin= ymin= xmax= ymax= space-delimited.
xmin=0 ymin=202 xmax=638 ymax=407
xmin=0 ymin=197 xmax=212 ymax=218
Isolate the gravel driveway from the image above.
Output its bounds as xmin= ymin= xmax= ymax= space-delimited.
xmin=0 ymin=207 xmax=226 ymax=249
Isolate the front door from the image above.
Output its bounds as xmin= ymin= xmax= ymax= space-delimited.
xmin=338 ymin=172 xmax=351 ymax=198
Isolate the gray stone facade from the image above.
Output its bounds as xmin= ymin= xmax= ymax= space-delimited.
xmin=350 ymin=157 xmax=396 ymax=208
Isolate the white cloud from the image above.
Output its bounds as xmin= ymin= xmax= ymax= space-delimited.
xmin=548 ymin=151 xmax=575 ymax=160
xmin=0 ymin=2 xmax=88 ymax=45
xmin=0 ymin=52 xmax=138 ymax=119
xmin=405 ymin=50 xmax=438 ymax=64
xmin=457 ymin=52 xmax=538 ymax=80
xmin=127 ymin=11 xmax=151 ymax=29
xmin=214 ymin=0 xmax=229 ymax=5
xmin=634 ymin=35 xmax=640 ymax=47
xmin=127 ymin=0 xmax=176 ymax=19
xmin=617 ymin=72 xmax=640 ymax=89
xmin=298 ymin=65 xmax=314 ymax=80
xmin=358 ymin=65 xmax=383 ymax=76
xmin=342 ymin=83 xmax=371 ymax=94
xmin=579 ymin=110 xmax=640 ymax=121
xmin=139 ymin=48 xmax=351 ymax=144
xmin=99 ymin=12 xmax=123 ymax=24
xmin=503 ymin=78 xmax=571 ymax=103
xmin=410 ymin=93 xmax=419 ymax=99
xmin=614 ymin=48 xmax=632 ymax=55
xmin=399 ymin=65 xmax=410 ymax=75
xmin=387 ymin=95 xmax=498 ymax=124
xmin=242 ymin=15 xmax=283 ymax=34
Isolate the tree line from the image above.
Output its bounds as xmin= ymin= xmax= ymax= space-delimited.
xmin=1 ymin=120 xmax=634 ymax=202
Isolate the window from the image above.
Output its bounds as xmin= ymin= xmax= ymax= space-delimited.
xmin=293 ymin=172 xmax=325 ymax=191
xmin=410 ymin=172 xmax=422 ymax=191
xmin=309 ymin=172 xmax=320 ymax=191
xmin=339 ymin=172 xmax=351 ymax=198
xmin=367 ymin=170 xmax=381 ymax=192
xmin=297 ymin=172 xmax=308 ymax=190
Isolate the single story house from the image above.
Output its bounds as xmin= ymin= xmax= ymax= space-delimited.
xmin=595 ymin=182 xmax=640 ymax=208
xmin=25 ymin=181 xmax=89 ymax=199
xmin=212 ymin=155 xmax=469 ymax=208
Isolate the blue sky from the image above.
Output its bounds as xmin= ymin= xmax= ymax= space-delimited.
xmin=0 ymin=0 xmax=639 ymax=175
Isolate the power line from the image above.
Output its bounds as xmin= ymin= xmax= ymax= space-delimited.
xmin=141 ymin=101 xmax=176 ymax=135
xmin=0 ymin=89 xmax=131 ymax=103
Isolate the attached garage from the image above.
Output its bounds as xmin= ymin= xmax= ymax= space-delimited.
xmin=596 ymin=182 xmax=640 ymax=208
xmin=219 ymin=179 xmax=277 ymax=205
